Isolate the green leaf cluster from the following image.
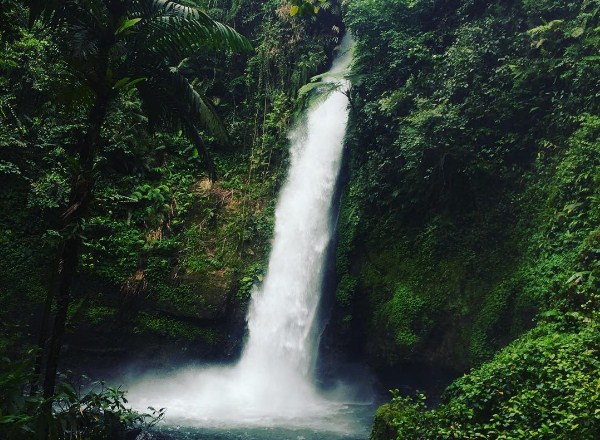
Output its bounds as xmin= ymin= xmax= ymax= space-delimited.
xmin=0 ymin=358 xmax=163 ymax=440
xmin=376 ymin=317 xmax=600 ymax=439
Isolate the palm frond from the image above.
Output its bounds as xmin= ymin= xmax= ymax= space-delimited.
xmin=297 ymin=81 xmax=340 ymax=100
xmin=169 ymin=70 xmax=229 ymax=144
xmin=181 ymin=116 xmax=217 ymax=180
xmin=130 ymin=0 xmax=252 ymax=54
xmin=25 ymin=0 xmax=245 ymax=180
xmin=130 ymin=0 xmax=206 ymax=21
xmin=135 ymin=66 xmax=228 ymax=177
xmin=28 ymin=0 xmax=251 ymax=54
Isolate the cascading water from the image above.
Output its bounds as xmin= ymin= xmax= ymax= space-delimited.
xmin=126 ymin=35 xmax=370 ymax=436
xmin=237 ymin=31 xmax=354 ymax=401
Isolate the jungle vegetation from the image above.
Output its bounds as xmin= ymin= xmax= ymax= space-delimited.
xmin=1 ymin=0 xmax=341 ymax=437
xmin=336 ymin=0 xmax=599 ymax=438
xmin=0 ymin=0 xmax=598 ymax=439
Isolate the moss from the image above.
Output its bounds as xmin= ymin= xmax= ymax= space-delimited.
xmin=338 ymin=116 xmax=599 ymax=369
xmin=341 ymin=197 xmax=536 ymax=369
xmin=134 ymin=312 xmax=221 ymax=346
xmin=336 ymin=274 xmax=357 ymax=307
xmin=85 ymin=306 xmax=116 ymax=325
xmin=384 ymin=284 xmax=426 ymax=349
xmin=370 ymin=402 xmax=403 ymax=440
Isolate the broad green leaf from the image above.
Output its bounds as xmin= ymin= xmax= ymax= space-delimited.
xmin=125 ymin=77 xmax=147 ymax=89
xmin=116 ymin=17 xmax=142 ymax=35
xmin=113 ymin=77 xmax=131 ymax=90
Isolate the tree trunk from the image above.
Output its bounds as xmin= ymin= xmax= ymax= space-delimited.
xmin=31 ymin=257 xmax=59 ymax=393
xmin=42 ymin=238 xmax=81 ymax=398
xmin=41 ymin=91 xmax=110 ymax=399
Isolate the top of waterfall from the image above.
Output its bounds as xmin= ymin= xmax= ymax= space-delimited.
xmin=327 ymin=33 xmax=354 ymax=78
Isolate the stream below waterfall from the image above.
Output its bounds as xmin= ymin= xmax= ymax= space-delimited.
xmin=123 ymin=34 xmax=378 ymax=439
xmin=148 ymin=402 xmax=377 ymax=439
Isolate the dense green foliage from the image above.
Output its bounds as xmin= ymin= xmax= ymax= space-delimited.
xmin=0 ymin=0 xmax=342 ymax=435
xmin=338 ymin=0 xmax=599 ymax=367
xmin=0 ymin=0 xmax=342 ymax=359
xmin=335 ymin=0 xmax=600 ymax=437
xmin=373 ymin=318 xmax=599 ymax=439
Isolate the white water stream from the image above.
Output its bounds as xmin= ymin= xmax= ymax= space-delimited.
xmin=127 ymin=35 xmax=365 ymax=434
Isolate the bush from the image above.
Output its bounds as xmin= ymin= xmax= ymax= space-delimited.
xmin=0 ymin=358 xmax=163 ymax=440
xmin=377 ymin=319 xmax=600 ymax=439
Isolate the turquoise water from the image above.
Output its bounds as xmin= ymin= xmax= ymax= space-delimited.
xmin=151 ymin=401 xmax=377 ymax=440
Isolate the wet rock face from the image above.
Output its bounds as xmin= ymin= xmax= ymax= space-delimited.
xmin=60 ymin=281 xmax=249 ymax=379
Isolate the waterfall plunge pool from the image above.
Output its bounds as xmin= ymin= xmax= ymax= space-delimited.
xmin=147 ymin=401 xmax=377 ymax=440
xmin=123 ymin=358 xmax=382 ymax=439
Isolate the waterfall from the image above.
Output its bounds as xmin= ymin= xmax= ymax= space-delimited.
xmin=127 ymin=34 xmax=355 ymax=429
xmin=239 ymin=31 xmax=353 ymax=385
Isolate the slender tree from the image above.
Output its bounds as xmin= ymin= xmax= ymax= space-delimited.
xmin=24 ymin=0 xmax=251 ymax=401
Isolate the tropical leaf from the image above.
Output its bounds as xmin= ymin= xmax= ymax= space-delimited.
xmin=297 ymin=81 xmax=339 ymax=99
xmin=115 ymin=17 xmax=142 ymax=35
xmin=167 ymin=70 xmax=229 ymax=144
